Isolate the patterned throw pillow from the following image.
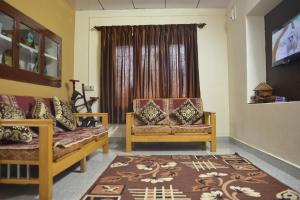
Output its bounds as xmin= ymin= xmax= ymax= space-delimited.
xmin=32 ymin=99 xmax=56 ymax=127
xmin=53 ymin=96 xmax=76 ymax=131
xmin=170 ymin=99 xmax=203 ymax=125
xmin=0 ymin=103 xmax=32 ymax=143
xmin=135 ymin=100 xmax=167 ymax=125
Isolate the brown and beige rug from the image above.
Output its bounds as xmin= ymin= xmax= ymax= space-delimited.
xmin=81 ymin=154 xmax=299 ymax=200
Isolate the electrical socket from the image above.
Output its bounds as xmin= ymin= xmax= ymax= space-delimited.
xmin=84 ymin=85 xmax=94 ymax=91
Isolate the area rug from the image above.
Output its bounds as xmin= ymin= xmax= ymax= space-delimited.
xmin=81 ymin=153 xmax=299 ymax=200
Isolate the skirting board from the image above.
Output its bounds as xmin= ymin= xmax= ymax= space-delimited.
xmin=230 ymin=137 xmax=300 ymax=179
xmin=109 ymin=136 xmax=229 ymax=146
xmin=109 ymin=136 xmax=230 ymax=143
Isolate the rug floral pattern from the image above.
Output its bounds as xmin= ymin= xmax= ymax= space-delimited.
xmin=81 ymin=154 xmax=300 ymax=200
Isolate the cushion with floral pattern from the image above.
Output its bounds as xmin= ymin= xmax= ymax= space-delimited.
xmin=32 ymin=99 xmax=56 ymax=127
xmin=53 ymin=96 xmax=76 ymax=131
xmin=0 ymin=103 xmax=32 ymax=143
xmin=135 ymin=100 xmax=167 ymax=125
xmin=170 ymin=99 xmax=203 ymax=125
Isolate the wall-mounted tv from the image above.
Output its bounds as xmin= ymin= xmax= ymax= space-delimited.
xmin=272 ymin=13 xmax=300 ymax=67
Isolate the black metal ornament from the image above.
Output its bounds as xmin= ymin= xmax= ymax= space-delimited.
xmin=69 ymin=79 xmax=99 ymax=127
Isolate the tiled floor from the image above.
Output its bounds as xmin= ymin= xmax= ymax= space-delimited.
xmin=0 ymin=138 xmax=299 ymax=200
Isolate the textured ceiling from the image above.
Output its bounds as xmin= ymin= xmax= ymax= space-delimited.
xmin=68 ymin=0 xmax=230 ymax=10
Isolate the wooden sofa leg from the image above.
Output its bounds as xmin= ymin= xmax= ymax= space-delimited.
xmin=210 ymin=112 xmax=217 ymax=152
xmin=39 ymin=181 xmax=52 ymax=200
xmin=210 ymin=140 xmax=216 ymax=152
xmin=80 ymin=158 xmax=87 ymax=172
xmin=39 ymin=126 xmax=53 ymax=200
xmin=126 ymin=113 xmax=134 ymax=152
xmin=103 ymin=142 xmax=109 ymax=154
xmin=126 ymin=141 xmax=132 ymax=152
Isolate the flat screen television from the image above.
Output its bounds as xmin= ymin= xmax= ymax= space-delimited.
xmin=272 ymin=13 xmax=300 ymax=67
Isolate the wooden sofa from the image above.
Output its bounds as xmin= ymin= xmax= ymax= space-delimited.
xmin=0 ymin=95 xmax=109 ymax=200
xmin=126 ymin=98 xmax=216 ymax=152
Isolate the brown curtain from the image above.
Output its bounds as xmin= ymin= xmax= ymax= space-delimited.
xmin=99 ymin=24 xmax=200 ymax=123
xmin=99 ymin=26 xmax=134 ymax=123
xmin=133 ymin=24 xmax=200 ymax=98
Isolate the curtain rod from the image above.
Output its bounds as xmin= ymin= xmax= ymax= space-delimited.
xmin=94 ymin=23 xmax=207 ymax=30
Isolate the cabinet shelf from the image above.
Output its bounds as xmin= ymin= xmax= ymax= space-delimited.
xmin=19 ymin=43 xmax=38 ymax=54
xmin=44 ymin=53 xmax=57 ymax=61
xmin=0 ymin=34 xmax=12 ymax=42
xmin=0 ymin=34 xmax=12 ymax=52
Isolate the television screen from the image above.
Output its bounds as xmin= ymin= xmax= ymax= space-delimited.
xmin=272 ymin=14 xmax=300 ymax=67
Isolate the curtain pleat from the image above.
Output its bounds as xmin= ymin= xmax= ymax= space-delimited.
xmin=100 ymin=24 xmax=200 ymax=123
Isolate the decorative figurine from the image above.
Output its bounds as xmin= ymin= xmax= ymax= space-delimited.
xmin=250 ymin=82 xmax=285 ymax=103
xmin=25 ymin=32 xmax=34 ymax=47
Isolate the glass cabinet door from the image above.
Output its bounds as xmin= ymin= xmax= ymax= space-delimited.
xmin=0 ymin=11 xmax=13 ymax=66
xmin=44 ymin=36 xmax=59 ymax=78
xmin=19 ymin=23 xmax=40 ymax=73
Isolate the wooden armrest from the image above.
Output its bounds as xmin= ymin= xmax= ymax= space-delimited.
xmin=126 ymin=113 xmax=134 ymax=152
xmin=0 ymin=119 xmax=53 ymax=127
xmin=126 ymin=112 xmax=134 ymax=133
xmin=72 ymin=112 xmax=108 ymax=117
xmin=126 ymin=112 xmax=134 ymax=124
xmin=126 ymin=112 xmax=134 ymax=117
xmin=203 ymin=111 xmax=216 ymax=126
xmin=203 ymin=111 xmax=216 ymax=151
xmin=203 ymin=111 xmax=216 ymax=115
xmin=72 ymin=112 xmax=109 ymax=129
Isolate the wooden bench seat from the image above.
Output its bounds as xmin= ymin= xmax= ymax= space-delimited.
xmin=126 ymin=98 xmax=216 ymax=152
xmin=0 ymin=95 xmax=109 ymax=200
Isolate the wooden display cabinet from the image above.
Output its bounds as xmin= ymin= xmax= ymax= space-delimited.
xmin=0 ymin=2 xmax=62 ymax=87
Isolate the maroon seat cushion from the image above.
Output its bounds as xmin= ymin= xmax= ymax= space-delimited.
xmin=132 ymin=125 xmax=172 ymax=135
xmin=0 ymin=95 xmax=54 ymax=117
xmin=0 ymin=126 xmax=108 ymax=161
xmin=171 ymin=124 xmax=212 ymax=134
xmin=0 ymin=95 xmax=69 ymax=132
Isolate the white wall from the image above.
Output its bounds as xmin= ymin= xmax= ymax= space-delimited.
xmin=246 ymin=16 xmax=266 ymax=102
xmin=74 ymin=9 xmax=230 ymax=137
xmin=227 ymin=0 xmax=300 ymax=167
